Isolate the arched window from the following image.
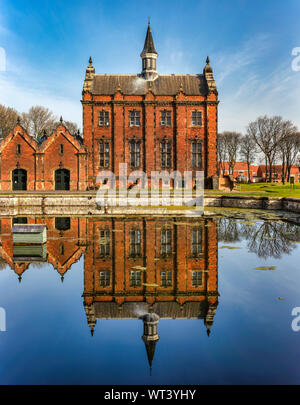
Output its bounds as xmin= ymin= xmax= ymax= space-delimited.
xmin=12 ymin=169 xmax=27 ymax=190
xmin=55 ymin=169 xmax=70 ymax=190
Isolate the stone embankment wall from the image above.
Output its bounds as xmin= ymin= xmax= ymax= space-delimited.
xmin=0 ymin=194 xmax=299 ymax=217
xmin=204 ymin=195 xmax=300 ymax=212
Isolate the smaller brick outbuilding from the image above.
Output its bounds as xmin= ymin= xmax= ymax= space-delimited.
xmin=0 ymin=120 xmax=88 ymax=191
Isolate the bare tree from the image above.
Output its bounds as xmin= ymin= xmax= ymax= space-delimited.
xmin=247 ymin=116 xmax=295 ymax=182
xmin=239 ymin=134 xmax=258 ymax=183
xmin=279 ymin=131 xmax=300 ymax=183
xmin=21 ymin=106 xmax=57 ymax=140
xmin=246 ymin=221 xmax=299 ymax=259
xmin=217 ymin=217 xmax=241 ymax=242
xmin=217 ymin=133 xmax=227 ymax=176
xmin=65 ymin=121 xmax=80 ymax=135
xmin=222 ymin=131 xmax=241 ymax=175
xmin=55 ymin=120 xmax=80 ymax=136
xmin=0 ymin=104 xmax=19 ymax=139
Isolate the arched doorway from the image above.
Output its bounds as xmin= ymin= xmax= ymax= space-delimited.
xmin=55 ymin=169 xmax=70 ymax=191
xmin=12 ymin=169 xmax=27 ymax=190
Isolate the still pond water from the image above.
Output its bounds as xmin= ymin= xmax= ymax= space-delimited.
xmin=0 ymin=210 xmax=299 ymax=385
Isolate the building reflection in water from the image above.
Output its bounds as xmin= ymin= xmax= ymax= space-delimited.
xmin=0 ymin=215 xmax=219 ymax=371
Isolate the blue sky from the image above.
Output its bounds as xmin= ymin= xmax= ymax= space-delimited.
xmin=0 ymin=0 xmax=299 ymax=132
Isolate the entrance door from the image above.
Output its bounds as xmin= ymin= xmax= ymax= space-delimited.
xmin=55 ymin=169 xmax=70 ymax=190
xmin=12 ymin=169 xmax=27 ymax=190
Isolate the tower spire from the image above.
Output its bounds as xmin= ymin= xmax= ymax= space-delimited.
xmin=141 ymin=313 xmax=160 ymax=375
xmin=140 ymin=21 xmax=158 ymax=81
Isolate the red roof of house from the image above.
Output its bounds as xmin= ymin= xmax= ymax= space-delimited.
xmin=222 ymin=162 xmax=250 ymax=171
xmin=221 ymin=163 xmax=299 ymax=177
xmin=258 ymin=164 xmax=299 ymax=174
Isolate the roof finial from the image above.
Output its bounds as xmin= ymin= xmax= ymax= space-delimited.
xmin=60 ymin=116 xmax=63 ymax=123
xmin=148 ymin=16 xmax=150 ymax=25
xmin=17 ymin=116 xmax=21 ymax=125
xmin=89 ymin=56 xmax=93 ymax=66
xmin=204 ymin=55 xmax=213 ymax=75
xmin=116 ymin=79 xmax=121 ymax=92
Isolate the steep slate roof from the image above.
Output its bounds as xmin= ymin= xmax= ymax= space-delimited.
xmin=94 ymin=301 xmax=208 ymax=319
xmin=141 ymin=23 xmax=157 ymax=55
xmin=92 ymin=74 xmax=207 ymax=96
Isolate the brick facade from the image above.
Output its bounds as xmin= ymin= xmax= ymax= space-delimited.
xmin=0 ymin=122 xmax=88 ymax=191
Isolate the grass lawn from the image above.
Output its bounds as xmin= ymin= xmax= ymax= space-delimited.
xmin=206 ymin=182 xmax=300 ymax=198
xmin=0 ymin=183 xmax=299 ymax=199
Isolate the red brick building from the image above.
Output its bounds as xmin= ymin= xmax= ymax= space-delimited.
xmin=82 ymin=22 xmax=219 ymax=189
xmin=0 ymin=120 xmax=88 ymax=191
xmin=0 ymin=23 xmax=218 ymax=191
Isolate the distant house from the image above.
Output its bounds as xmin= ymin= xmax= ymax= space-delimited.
xmin=220 ymin=162 xmax=300 ymax=183
xmin=251 ymin=165 xmax=261 ymax=182
xmin=257 ymin=165 xmax=300 ymax=183
xmin=221 ymin=162 xmax=256 ymax=183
